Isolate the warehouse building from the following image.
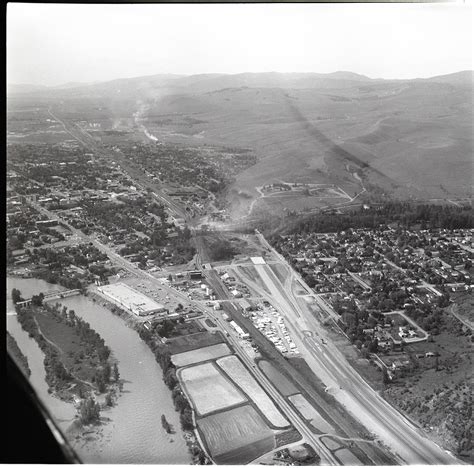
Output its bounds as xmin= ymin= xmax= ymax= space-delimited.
xmin=98 ymin=283 xmax=166 ymax=316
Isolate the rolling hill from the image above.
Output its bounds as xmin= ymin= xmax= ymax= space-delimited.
xmin=7 ymin=71 xmax=473 ymax=217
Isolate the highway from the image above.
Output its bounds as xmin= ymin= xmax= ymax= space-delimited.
xmin=31 ymin=111 xmax=459 ymax=464
xmin=31 ymin=201 xmax=340 ymax=462
xmin=203 ymin=308 xmax=338 ymax=465
xmin=241 ymin=239 xmax=461 ymax=465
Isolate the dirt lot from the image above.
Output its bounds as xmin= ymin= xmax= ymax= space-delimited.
xmin=171 ymin=343 xmax=231 ymax=367
xmin=197 ymin=404 xmax=274 ymax=463
xmin=217 ymin=355 xmax=289 ymax=428
xmin=166 ymin=330 xmax=224 ymax=354
xmin=180 ymin=362 xmax=247 ymax=416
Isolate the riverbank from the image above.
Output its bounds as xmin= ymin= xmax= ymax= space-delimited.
xmin=7 ymin=330 xmax=31 ymax=377
xmin=15 ymin=296 xmax=121 ymax=409
xmin=8 ymin=276 xmax=192 ymax=464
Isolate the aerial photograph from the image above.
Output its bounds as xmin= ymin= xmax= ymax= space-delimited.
xmin=5 ymin=2 xmax=473 ymax=465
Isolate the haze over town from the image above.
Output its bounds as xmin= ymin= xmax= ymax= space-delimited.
xmin=6 ymin=2 xmax=473 ymax=467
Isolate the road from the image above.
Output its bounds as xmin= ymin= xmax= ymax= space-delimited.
xmin=243 ymin=239 xmax=460 ymax=465
xmin=48 ymin=108 xmax=188 ymax=221
xmin=31 ymin=200 xmax=339 ymax=462
xmin=30 ymin=110 xmax=460 ymax=464
xmin=203 ymin=307 xmax=338 ymax=465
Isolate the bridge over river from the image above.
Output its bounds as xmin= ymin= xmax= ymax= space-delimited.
xmin=11 ymin=289 xmax=81 ymax=311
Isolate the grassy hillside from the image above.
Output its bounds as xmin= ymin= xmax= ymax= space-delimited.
xmin=8 ymin=71 xmax=472 ymax=217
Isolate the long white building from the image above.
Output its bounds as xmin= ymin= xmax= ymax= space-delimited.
xmin=98 ymin=283 xmax=165 ymax=316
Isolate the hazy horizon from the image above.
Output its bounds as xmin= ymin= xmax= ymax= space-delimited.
xmin=7 ymin=3 xmax=472 ymax=87
xmin=8 ymin=68 xmax=474 ymax=89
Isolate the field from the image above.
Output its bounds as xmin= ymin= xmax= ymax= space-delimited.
xmin=171 ymin=343 xmax=231 ymax=367
xmin=166 ymin=330 xmax=224 ymax=354
xmin=258 ymin=360 xmax=298 ymax=396
xmin=333 ymin=447 xmax=364 ymax=465
xmin=197 ymin=404 xmax=275 ymax=464
xmin=179 ymin=362 xmax=246 ymax=415
xmin=216 ymin=355 xmax=289 ymax=428
xmin=288 ymin=393 xmax=334 ymax=434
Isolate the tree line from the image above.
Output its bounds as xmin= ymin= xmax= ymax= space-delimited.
xmin=265 ymin=202 xmax=474 ymax=238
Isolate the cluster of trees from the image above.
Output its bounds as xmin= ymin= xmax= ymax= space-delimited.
xmin=92 ymin=362 xmax=120 ymax=394
xmin=15 ymin=293 xmax=119 ymax=400
xmin=137 ymin=326 xmax=194 ymax=432
xmin=79 ymin=397 xmax=101 ymax=425
xmin=82 ymin=197 xmax=161 ymax=235
xmin=44 ymin=303 xmax=112 ymax=364
xmin=393 ymin=381 xmax=472 ymax=456
xmin=16 ymin=304 xmax=73 ymax=391
xmin=11 ymin=288 xmax=24 ymax=304
xmin=267 ymin=202 xmax=474 ymax=238
xmin=37 ymin=270 xmax=84 ymax=291
xmin=25 ymin=243 xmax=112 ymax=290
xmin=208 ymin=238 xmax=237 ymax=262
xmin=120 ymin=226 xmax=195 ymax=267
xmin=406 ymin=306 xmax=444 ymax=335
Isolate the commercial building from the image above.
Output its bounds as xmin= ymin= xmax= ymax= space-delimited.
xmin=98 ymin=283 xmax=166 ymax=316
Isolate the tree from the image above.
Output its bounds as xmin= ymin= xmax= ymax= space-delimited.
xmin=11 ymin=288 xmax=24 ymax=304
xmin=79 ymin=397 xmax=101 ymax=425
xmin=103 ymin=362 xmax=111 ymax=382
xmin=105 ymin=392 xmax=114 ymax=407
xmin=31 ymin=294 xmax=44 ymax=306
xmin=113 ymin=363 xmax=120 ymax=382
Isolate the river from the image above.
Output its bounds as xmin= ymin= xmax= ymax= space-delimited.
xmin=6 ymin=276 xmax=192 ymax=464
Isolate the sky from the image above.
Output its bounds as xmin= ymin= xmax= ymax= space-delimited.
xmin=7 ymin=2 xmax=473 ymax=86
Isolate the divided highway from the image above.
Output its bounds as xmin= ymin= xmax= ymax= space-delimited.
xmin=245 ymin=241 xmax=460 ymax=465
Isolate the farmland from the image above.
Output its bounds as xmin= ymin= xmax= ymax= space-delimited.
xmin=171 ymin=343 xmax=232 ymax=367
xmin=216 ymin=355 xmax=289 ymax=428
xmin=197 ymin=404 xmax=275 ymax=464
xmin=179 ymin=362 xmax=247 ymax=415
xmin=288 ymin=394 xmax=335 ymax=434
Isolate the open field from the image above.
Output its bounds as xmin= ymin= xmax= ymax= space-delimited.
xmin=216 ymin=355 xmax=289 ymax=428
xmin=166 ymin=330 xmax=224 ymax=354
xmin=171 ymin=343 xmax=231 ymax=367
xmin=334 ymin=447 xmax=364 ymax=465
xmin=197 ymin=404 xmax=275 ymax=463
xmin=288 ymin=393 xmax=334 ymax=434
xmin=257 ymin=360 xmax=298 ymax=396
xmin=180 ymin=362 xmax=247 ymax=415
